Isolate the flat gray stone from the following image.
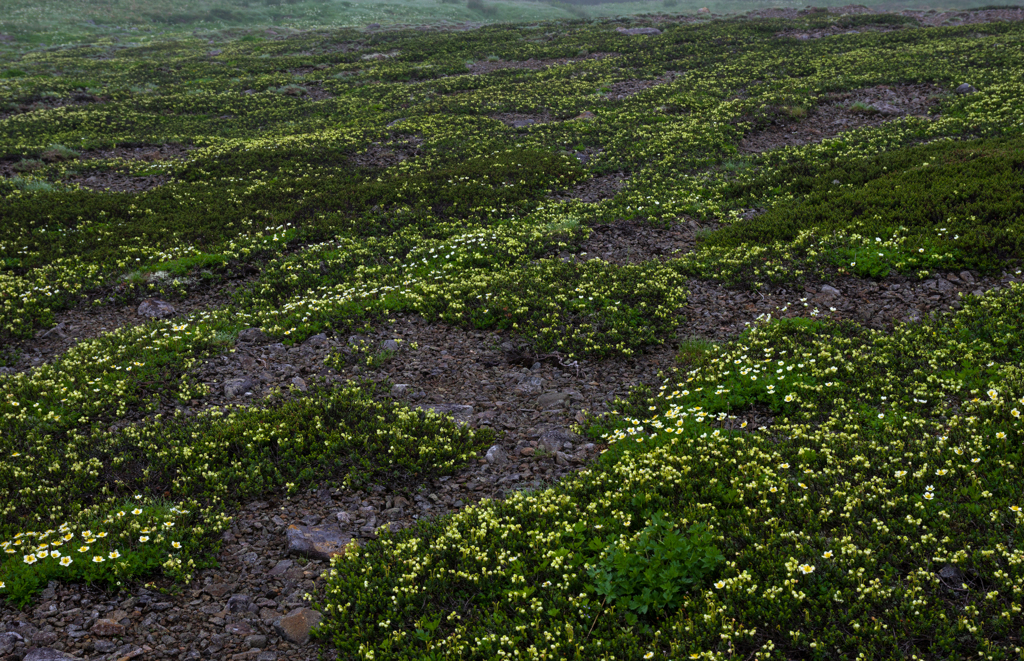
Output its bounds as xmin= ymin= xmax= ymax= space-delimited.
xmin=303 ymin=333 xmax=329 ymax=349
xmin=274 ymin=608 xmax=322 ymax=645
xmin=820 ymin=284 xmax=842 ymax=299
xmin=485 ymin=444 xmax=508 ymax=465
xmin=285 ymin=524 xmax=355 ymax=561
xmin=237 ymin=328 xmax=266 ymax=343
xmin=224 ymin=377 xmax=257 ymax=398
xmin=137 ymin=298 xmax=175 ymax=319
xmin=539 ymin=428 xmax=575 ymax=454
xmin=24 ymin=649 xmax=77 ymax=661
xmin=537 ymin=391 xmax=571 ymax=409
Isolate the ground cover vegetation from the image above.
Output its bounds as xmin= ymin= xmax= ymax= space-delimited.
xmin=1 ymin=6 xmax=1024 ymax=658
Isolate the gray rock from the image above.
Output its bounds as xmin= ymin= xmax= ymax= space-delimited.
xmin=537 ymin=391 xmax=571 ymax=409
xmin=237 ymin=328 xmax=266 ymax=343
xmin=136 ymin=298 xmax=175 ymax=319
xmin=514 ymin=375 xmax=545 ymax=394
xmin=382 ymin=339 xmax=400 ymax=351
xmin=290 ymin=376 xmax=307 ymax=392
xmin=268 ymin=560 xmax=293 ymax=579
xmin=32 ymin=632 xmax=57 ymax=646
xmin=870 ymin=101 xmax=903 ymax=115
xmin=820 ymin=284 xmax=842 ymax=299
xmin=303 ymin=333 xmax=329 ymax=349
xmin=955 ymin=83 xmax=977 ymax=95
xmin=244 ymin=634 xmax=268 ymax=649
xmin=92 ymin=639 xmax=117 ymax=653
xmin=286 ymin=524 xmax=355 ymax=561
xmin=274 ymin=608 xmax=323 ymax=645
xmin=616 ymin=27 xmax=661 ymax=35
xmin=485 ymin=444 xmax=508 ymax=465
xmin=0 ymin=632 xmax=22 ymax=654
xmin=24 ymin=649 xmax=77 ymax=661
xmin=257 ymin=652 xmax=278 ymax=661
xmin=555 ymin=451 xmax=570 ymax=466
xmin=226 ymin=621 xmax=255 ymax=636
xmin=224 ymin=377 xmax=257 ymax=398
xmin=539 ymin=428 xmax=575 ymax=454
xmin=227 ymin=594 xmax=251 ymax=613
xmin=90 ymin=618 xmax=125 ymax=636
xmin=938 ymin=564 xmax=967 ymax=588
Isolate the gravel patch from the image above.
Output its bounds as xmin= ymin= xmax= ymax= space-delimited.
xmin=738 ymin=83 xmax=945 ymax=153
xmin=5 ymin=278 xmax=255 ymax=374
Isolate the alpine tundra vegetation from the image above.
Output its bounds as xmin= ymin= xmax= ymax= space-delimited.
xmin=2 ymin=3 xmax=1024 ymax=660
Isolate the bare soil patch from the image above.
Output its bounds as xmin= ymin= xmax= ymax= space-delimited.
xmin=78 ymin=143 xmax=195 ymax=163
xmin=64 ymin=171 xmax=169 ymax=193
xmin=490 ymin=111 xmax=556 ymax=128
xmin=549 ymin=171 xmax=629 ymax=203
xmin=5 ymin=279 xmax=254 ymax=373
xmin=563 ymin=219 xmax=1023 ymax=340
xmin=348 ymin=136 xmax=422 ymax=168
xmin=302 ymin=84 xmax=334 ymax=101
xmin=573 ymin=218 xmax=709 ymax=262
xmin=738 ymin=83 xmax=944 ymax=153
xmin=684 ymin=269 xmax=1023 ymax=340
xmin=601 ymin=71 xmax=683 ymax=100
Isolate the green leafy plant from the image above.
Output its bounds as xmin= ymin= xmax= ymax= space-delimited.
xmin=587 ymin=513 xmax=724 ymax=624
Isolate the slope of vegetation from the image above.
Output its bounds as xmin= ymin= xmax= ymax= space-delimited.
xmin=2 ymin=7 xmax=1024 ymax=659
